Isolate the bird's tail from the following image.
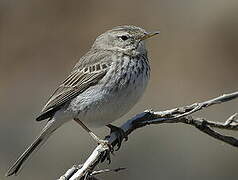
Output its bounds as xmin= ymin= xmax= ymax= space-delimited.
xmin=6 ymin=119 xmax=59 ymax=176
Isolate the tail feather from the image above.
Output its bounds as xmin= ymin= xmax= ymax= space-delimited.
xmin=6 ymin=119 xmax=57 ymax=176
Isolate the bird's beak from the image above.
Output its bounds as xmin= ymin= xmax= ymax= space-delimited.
xmin=140 ymin=31 xmax=160 ymax=40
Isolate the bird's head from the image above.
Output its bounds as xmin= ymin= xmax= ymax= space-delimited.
xmin=92 ymin=25 xmax=159 ymax=55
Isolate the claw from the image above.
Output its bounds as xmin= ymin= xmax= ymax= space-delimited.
xmin=99 ymin=139 xmax=114 ymax=164
xmin=98 ymin=139 xmax=114 ymax=153
xmin=101 ymin=125 xmax=127 ymax=163
xmin=100 ymin=149 xmax=112 ymax=164
xmin=106 ymin=124 xmax=128 ymax=151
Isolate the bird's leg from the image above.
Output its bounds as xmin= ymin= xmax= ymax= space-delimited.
xmin=106 ymin=124 xmax=128 ymax=151
xmin=74 ymin=118 xmax=109 ymax=146
xmin=74 ymin=118 xmax=113 ymax=163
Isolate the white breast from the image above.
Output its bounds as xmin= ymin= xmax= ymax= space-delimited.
xmin=66 ymin=55 xmax=150 ymax=127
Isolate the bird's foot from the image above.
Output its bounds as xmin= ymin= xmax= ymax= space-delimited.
xmin=106 ymin=124 xmax=128 ymax=151
xmin=97 ymin=139 xmax=114 ymax=164
xmin=93 ymin=137 xmax=114 ymax=164
xmin=97 ymin=139 xmax=113 ymax=151
xmin=100 ymin=148 xmax=113 ymax=164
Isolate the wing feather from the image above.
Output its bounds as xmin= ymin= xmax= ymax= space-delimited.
xmin=36 ymin=54 xmax=110 ymax=121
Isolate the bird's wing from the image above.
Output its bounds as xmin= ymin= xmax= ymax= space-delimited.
xmin=36 ymin=51 xmax=112 ymax=121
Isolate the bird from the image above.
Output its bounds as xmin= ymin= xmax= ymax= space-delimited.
xmin=6 ymin=25 xmax=159 ymax=176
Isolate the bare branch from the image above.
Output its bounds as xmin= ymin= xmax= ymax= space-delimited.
xmin=224 ymin=113 xmax=238 ymax=126
xmin=90 ymin=167 xmax=126 ymax=176
xmin=58 ymin=91 xmax=238 ymax=180
xmin=58 ymin=165 xmax=83 ymax=180
xmin=181 ymin=116 xmax=238 ymax=147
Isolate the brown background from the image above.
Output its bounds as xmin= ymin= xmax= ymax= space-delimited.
xmin=0 ymin=0 xmax=237 ymax=180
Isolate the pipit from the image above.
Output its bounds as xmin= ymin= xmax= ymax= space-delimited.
xmin=6 ymin=25 xmax=159 ymax=176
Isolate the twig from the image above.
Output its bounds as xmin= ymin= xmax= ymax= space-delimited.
xmin=181 ymin=116 xmax=238 ymax=146
xmin=90 ymin=167 xmax=126 ymax=176
xmin=58 ymin=165 xmax=83 ymax=180
xmin=59 ymin=91 xmax=238 ymax=180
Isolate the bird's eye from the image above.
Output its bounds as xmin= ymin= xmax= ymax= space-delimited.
xmin=120 ymin=35 xmax=129 ymax=41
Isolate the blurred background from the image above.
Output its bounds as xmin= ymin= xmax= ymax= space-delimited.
xmin=0 ymin=0 xmax=237 ymax=180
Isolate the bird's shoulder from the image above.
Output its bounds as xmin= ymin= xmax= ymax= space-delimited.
xmin=73 ymin=49 xmax=114 ymax=72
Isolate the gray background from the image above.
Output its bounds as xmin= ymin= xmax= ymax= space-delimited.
xmin=0 ymin=0 xmax=237 ymax=180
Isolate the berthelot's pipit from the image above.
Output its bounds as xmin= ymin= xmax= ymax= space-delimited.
xmin=6 ymin=25 xmax=159 ymax=176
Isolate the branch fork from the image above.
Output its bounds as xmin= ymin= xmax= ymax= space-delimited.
xmin=58 ymin=91 xmax=238 ymax=180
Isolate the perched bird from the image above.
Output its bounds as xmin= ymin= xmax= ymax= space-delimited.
xmin=6 ymin=25 xmax=159 ymax=176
